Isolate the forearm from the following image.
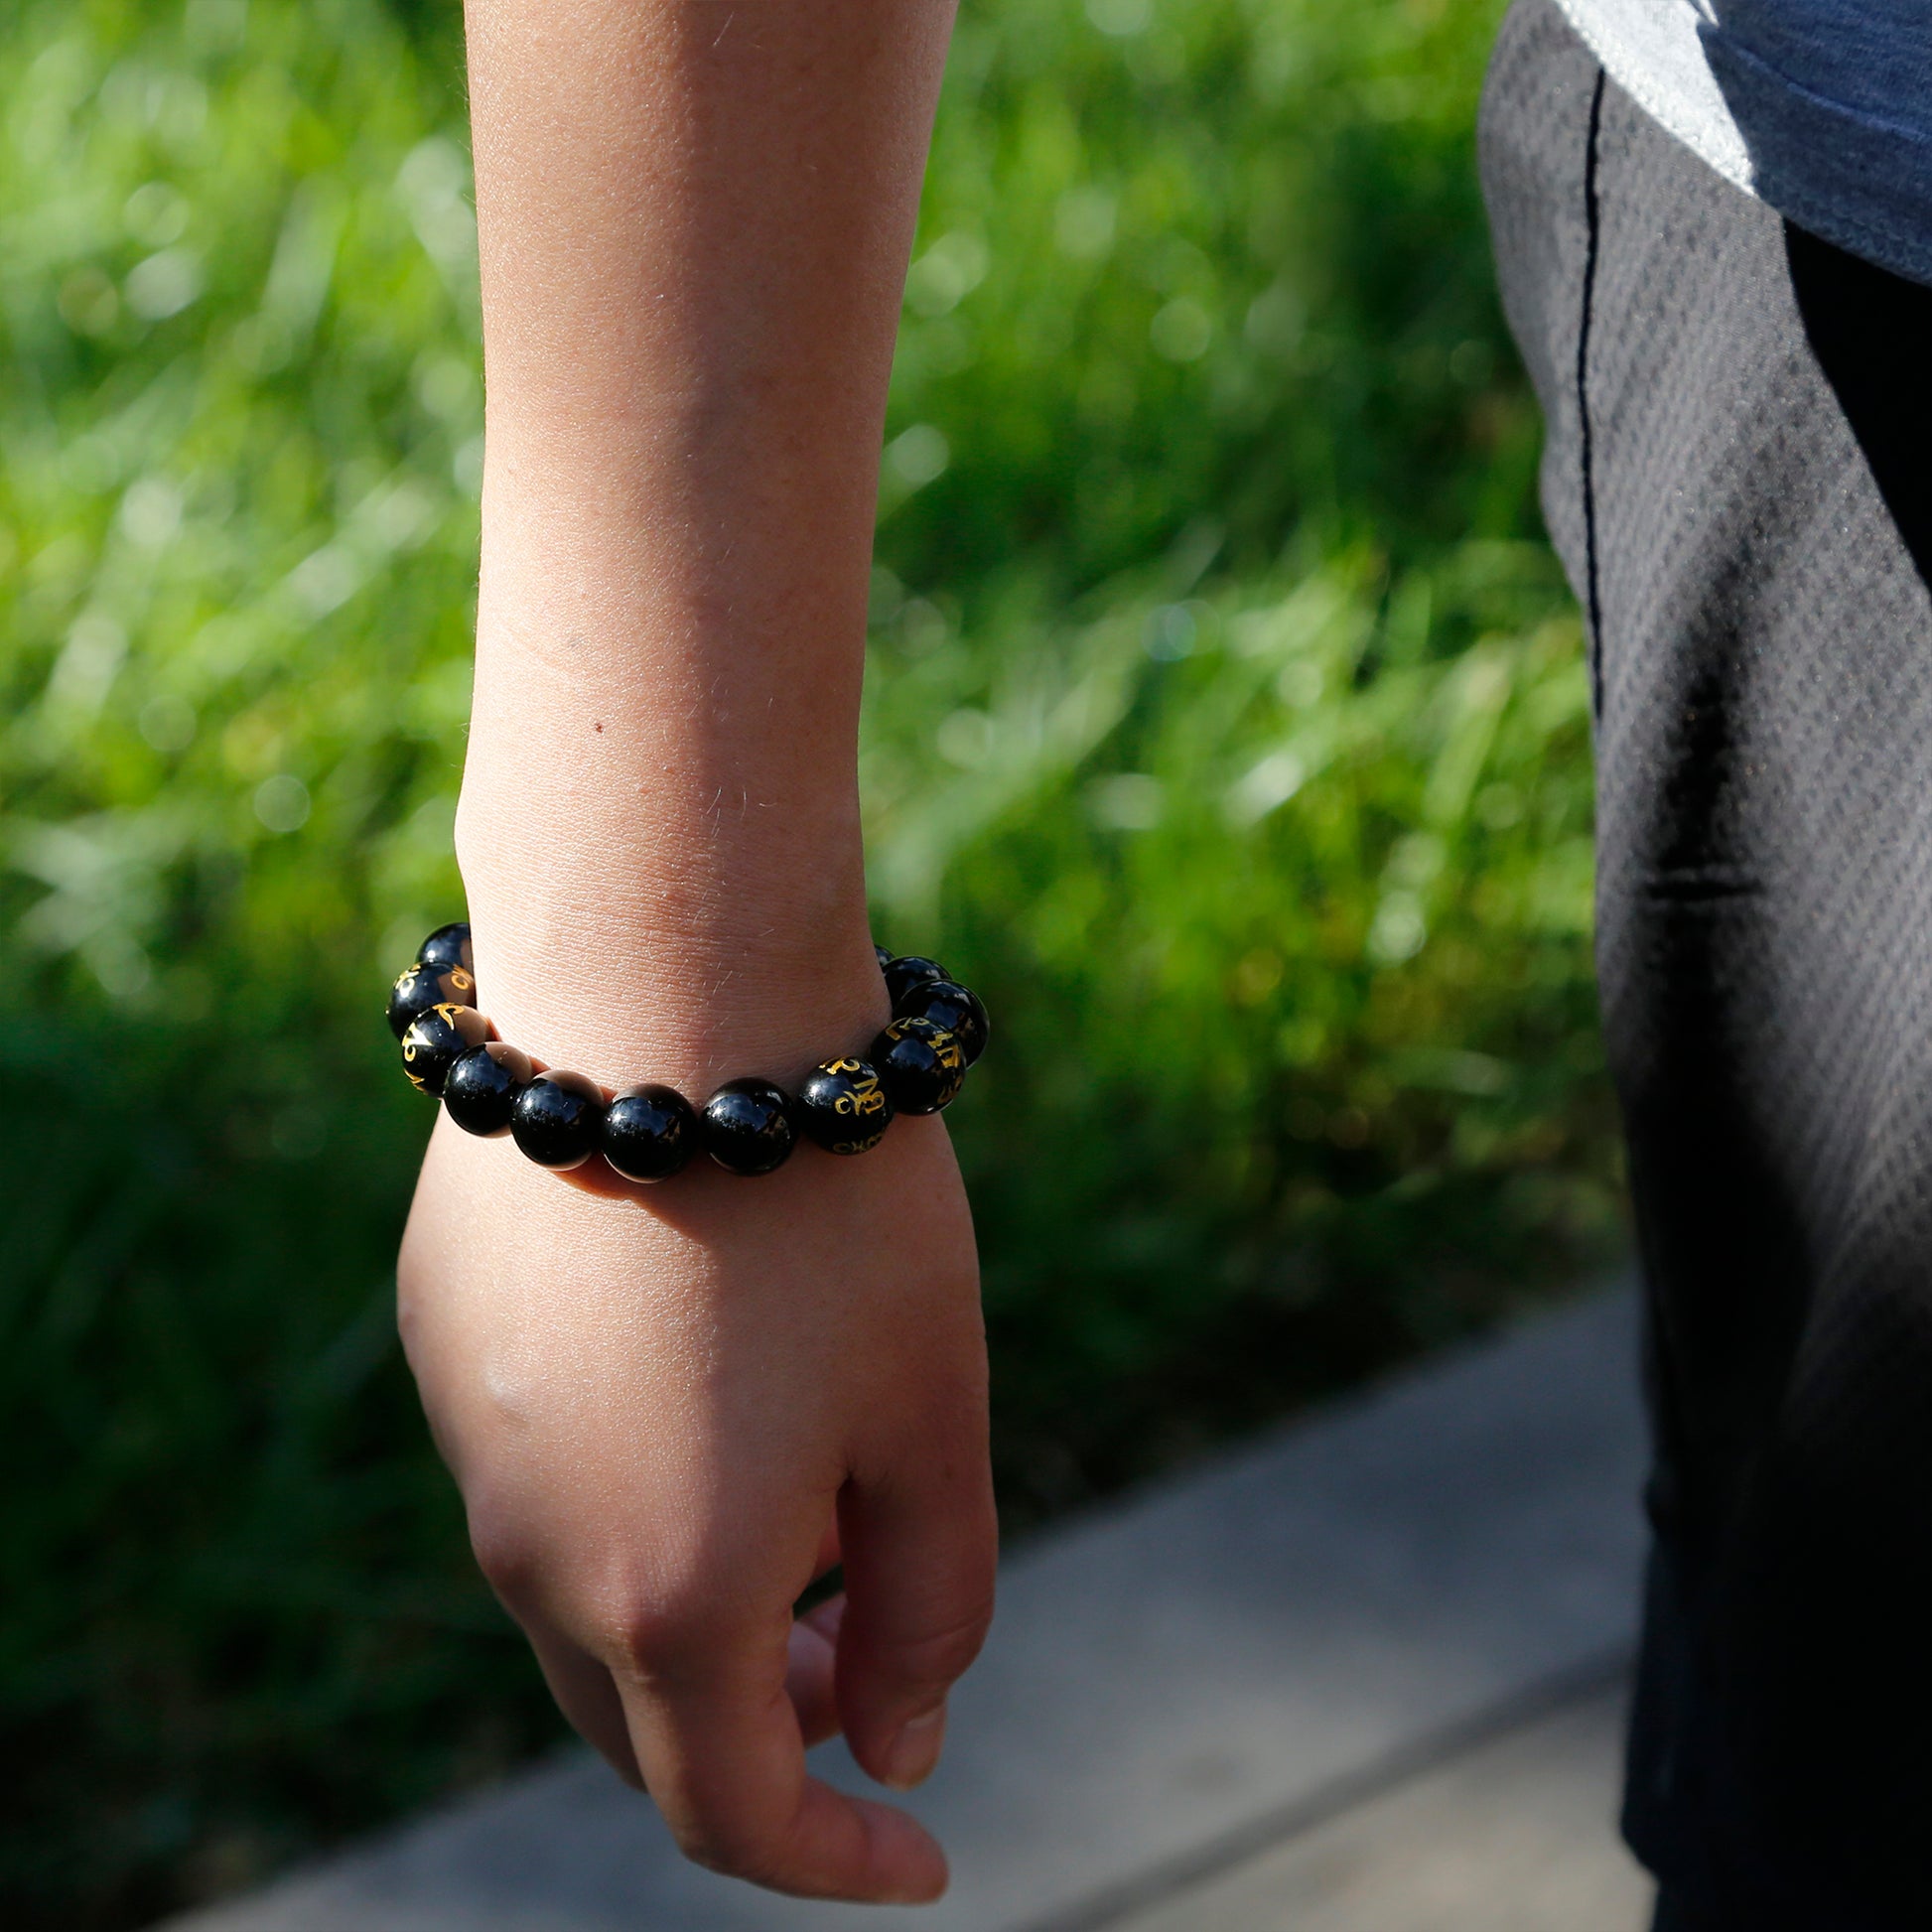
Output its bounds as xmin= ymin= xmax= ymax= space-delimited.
xmin=458 ymin=0 xmax=955 ymax=1083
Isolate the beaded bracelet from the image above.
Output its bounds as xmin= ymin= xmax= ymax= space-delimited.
xmin=385 ymin=923 xmax=989 ymax=1180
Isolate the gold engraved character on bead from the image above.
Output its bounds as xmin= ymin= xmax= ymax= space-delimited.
xmin=402 ymin=1003 xmax=481 ymax=1092
xmin=824 ymin=1058 xmax=888 ymax=1119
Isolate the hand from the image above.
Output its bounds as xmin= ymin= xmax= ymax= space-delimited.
xmin=397 ymin=1097 xmax=995 ymax=1903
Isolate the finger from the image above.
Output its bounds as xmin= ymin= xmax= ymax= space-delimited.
xmin=615 ymin=1623 xmax=947 ymax=1902
xmin=786 ymin=1593 xmax=845 ymax=1747
xmin=812 ymin=1515 xmax=843 ymax=1582
xmin=836 ymin=1448 xmax=998 ymax=1793
xmin=522 ymin=1614 xmax=643 ymax=1787
xmin=803 ymin=1592 xmax=846 ymax=1646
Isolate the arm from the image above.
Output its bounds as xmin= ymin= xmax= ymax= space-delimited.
xmin=399 ymin=0 xmax=989 ymax=1903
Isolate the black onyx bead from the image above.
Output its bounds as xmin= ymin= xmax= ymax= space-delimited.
xmin=417 ymin=921 xmax=474 ymax=975
xmin=443 ymin=1040 xmax=533 ymax=1138
xmin=795 ymin=1057 xmax=895 ymax=1155
xmin=400 ymin=1001 xmax=491 ymax=1096
xmin=871 ymin=1016 xmax=966 ymax=1115
xmin=387 ymin=959 xmax=477 ymax=1039
xmin=602 ymin=1083 xmax=698 ymax=1183
xmin=874 ymin=943 xmax=895 ymax=974
xmin=700 ymin=1078 xmax=796 ymax=1176
xmin=884 ymin=954 xmax=950 ymax=1011
xmin=510 ymin=1071 xmax=606 ymax=1171
xmin=893 ymin=978 xmax=989 ymax=1067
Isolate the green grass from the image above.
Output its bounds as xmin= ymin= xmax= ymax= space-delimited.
xmin=0 ymin=0 xmax=1618 ymax=1923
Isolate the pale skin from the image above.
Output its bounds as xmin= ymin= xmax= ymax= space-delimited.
xmin=397 ymin=0 xmax=990 ymax=1908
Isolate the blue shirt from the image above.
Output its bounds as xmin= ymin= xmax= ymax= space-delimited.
xmin=1556 ymin=0 xmax=1932 ymax=285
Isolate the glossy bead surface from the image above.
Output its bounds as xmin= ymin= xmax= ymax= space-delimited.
xmin=700 ymin=1078 xmax=796 ymax=1175
xmin=892 ymin=978 xmax=989 ymax=1067
xmin=871 ymin=1016 xmax=966 ymax=1115
xmin=884 ymin=954 xmax=950 ymax=1011
xmin=795 ymin=1058 xmax=894 ymax=1155
xmin=602 ymin=1083 xmax=698 ymax=1182
xmin=387 ymin=959 xmax=477 ymax=1038
xmin=443 ymin=1040 xmax=533 ymax=1138
xmin=510 ymin=1071 xmax=606 ymax=1170
xmin=400 ymin=1001 xmax=491 ymax=1096
xmin=417 ymin=921 xmax=474 ymax=975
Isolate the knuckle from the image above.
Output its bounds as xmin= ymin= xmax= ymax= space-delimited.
xmin=605 ymin=1603 xmax=687 ymax=1680
xmin=679 ymin=1826 xmax=758 ymax=1882
xmin=887 ymin=1588 xmax=997 ymax=1693
xmin=466 ymin=1508 xmax=540 ymax=1601
xmin=672 ymin=1808 xmax=794 ymax=1887
xmin=605 ymin=1593 xmax=735 ymax=1683
xmin=597 ymin=1535 xmax=770 ymax=1682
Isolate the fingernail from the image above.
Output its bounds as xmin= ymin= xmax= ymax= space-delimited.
xmin=881 ymin=1703 xmax=947 ymax=1791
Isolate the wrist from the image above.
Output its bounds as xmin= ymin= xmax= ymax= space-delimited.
xmin=457 ymin=520 xmax=882 ymax=1089
xmin=453 ymin=826 xmax=887 ymax=1096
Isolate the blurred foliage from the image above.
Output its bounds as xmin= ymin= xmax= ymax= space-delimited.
xmin=0 ymin=0 xmax=1617 ymax=1924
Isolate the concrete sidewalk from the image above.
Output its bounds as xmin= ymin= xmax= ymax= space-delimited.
xmin=160 ymin=1287 xmax=1653 ymax=1932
